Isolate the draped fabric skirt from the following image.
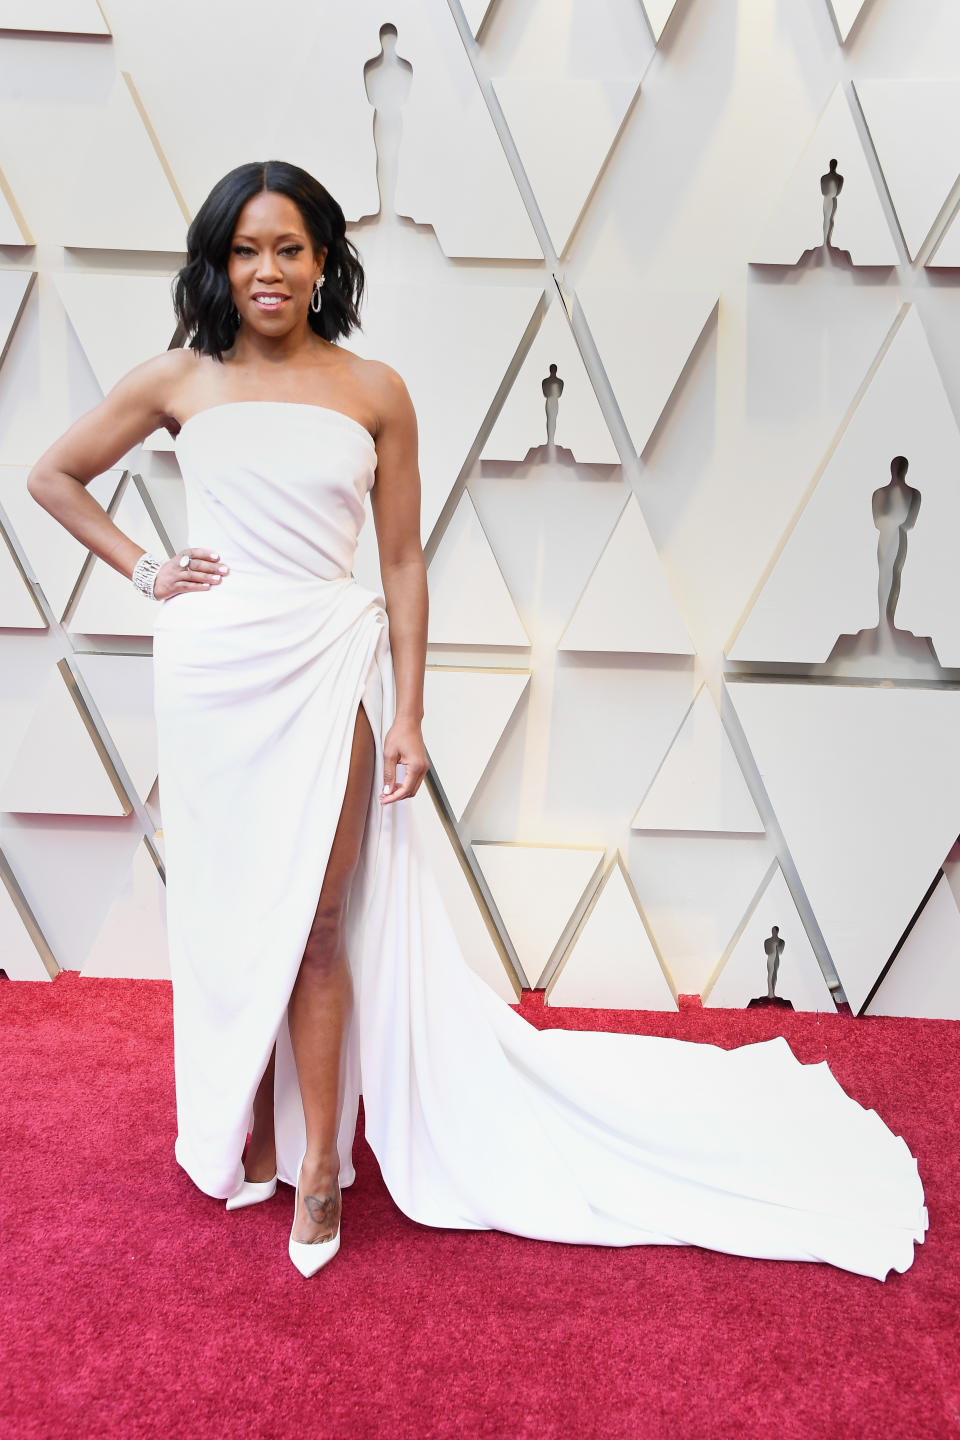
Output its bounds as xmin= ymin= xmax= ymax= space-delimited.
xmin=152 ymin=565 xmax=927 ymax=1283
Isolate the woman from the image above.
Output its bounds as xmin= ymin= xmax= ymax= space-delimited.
xmin=27 ymin=161 xmax=927 ymax=1281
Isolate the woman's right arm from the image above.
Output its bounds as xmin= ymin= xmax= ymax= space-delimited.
xmin=26 ymin=349 xmax=227 ymax=600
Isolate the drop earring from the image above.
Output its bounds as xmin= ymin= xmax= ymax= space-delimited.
xmin=311 ymin=274 xmax=325 ymax=313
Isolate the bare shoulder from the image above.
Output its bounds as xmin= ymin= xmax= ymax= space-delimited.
xmin=338 ymin=349 xmax=415 ymax=437
xmin=115 ymin=345 xmax=192 ymax=394
xmin=107 ymin=346 xmax=199 ymax=417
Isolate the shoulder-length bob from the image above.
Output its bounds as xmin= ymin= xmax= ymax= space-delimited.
xmin=172 ymin=160 xmax=365 ymax=361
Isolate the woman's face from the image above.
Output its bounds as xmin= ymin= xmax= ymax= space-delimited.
xmin=227 ymin=189 xmax=327 ymax=335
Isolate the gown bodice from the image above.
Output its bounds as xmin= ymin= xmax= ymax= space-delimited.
xmin=167 ymin=400 xmax=378 ymax=585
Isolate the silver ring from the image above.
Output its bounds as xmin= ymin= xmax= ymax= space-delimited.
xmin=179 ymin=554 xmax=191 ymax=570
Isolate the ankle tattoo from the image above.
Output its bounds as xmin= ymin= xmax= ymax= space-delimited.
xmin=304 ymin=1187 xmax=340 ymax=1234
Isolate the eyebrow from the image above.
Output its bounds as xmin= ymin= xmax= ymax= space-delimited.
xmin=234 ymin=232 xmax=304 ymax=241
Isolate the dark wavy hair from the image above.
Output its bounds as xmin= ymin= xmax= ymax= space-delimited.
xmin=172 ymin=160 xmax=365 ymax=361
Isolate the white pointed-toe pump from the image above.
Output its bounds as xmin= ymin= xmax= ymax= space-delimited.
xmin=225 ymin=1173 xmax=278 ymax=1211
xmin=288 ymin=1160 xmax=341 ymax=1278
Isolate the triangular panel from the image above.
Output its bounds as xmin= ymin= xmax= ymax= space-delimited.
xmin=82 ymin=839 xmax=169 ymax=980
xmin=53 ymin=273 xmax=181 ymax=451
xmin=704 ymin=864 xmax=836 ymax=1011
xmin=422 ymin=667 xmax=530 ymax=818
xmin=0 ymin=1 xmax=110 ymax=33
xmin=472 ymin=841 xmax=604 ymax=986
xmin=731 ymin=680 xmax=960 ymax=1013
xmin=855 ymin=79 xmax=960 ymax=260
xmin=558 ymin=492 xmax=693 ymax=655
xmin=865 ymin=874 xmax=960 ymax=1019
xmin=0 ymin=271 xmax=32 ymax=356
xmin=632 ymin=684 xmax=763 ymax=833
xmin=73 ymin=654 xmax=158 ymax=804
xmin=0 ymin=175 xmax=29 ymax=244
xmin=825 ymin=0 xmax=870 ymax=42
xmin=0 ymin=852 xmax=53 ymax=980
xmin=753 ymin=85 xmax=897 ymax=265
xmin=928 ymin=205 xmax=960 ymax=266
xmin=393 ymin=6 xmax=541 ymax=258
xmin=0 ymin=466 xmax=122 ymax=618
xmin=577 ymin=287 xmax=717 ymax=457
xmin=427 ymin=492 xmax=530 ymax=646
xmin=67 ymin=479 xmax=171 ymax=637
xmin=0 ymin=526 xmax=45 ymax=628
xmin=0 ymin=74 xmax=185 ymax=251
xmin=0 ymin=662 xmax=129 ymax=816
xmin=642 ymin=0 xmax=681 ymax=41
xmin=731 ymin=307 xmax=960 ymax=664
xmin=482 ymin=295 xmax=620 ymax=464
xmin=547 ymin=855 xmax=677 ymax=1009
xmin=629 ymin=834 xmax=771 ymax=997
xmin=411 ymin=781 xmax=520 ymax=1002
xmin=493 ymin=77 xmax=637 ymax=255
xmin=349 ymin=281 xmax=543 ymax=541
xmin=460 ymin=0 xmax=498 ymax=36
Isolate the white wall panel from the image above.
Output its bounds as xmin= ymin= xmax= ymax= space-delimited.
xmin=558 ymin=493 xmax=694 ymax=656
xmin=704 ymin=864 xmax=836 ymax=1011
xmin=641 ymin=1 xmax=681 ymax=43
xmin=632 ymin=684 xmax=763 ymax=834
xmin=0 ymin=467 xmax=122 ymax=619
xmin=67 ymin=479 xmax=170 ymax=637
xmin=626 ymin=833 xmax=771 ymax=997
xmin=53 ymin=274 xmax=181 ymax=451
xmin=547 ymin=854 xmax=677 ymax=1009
xmin=494 ymin=77 xmax=638 ymax=256
xmin=349 ymin=280 xmax=542 ymax=541
xmin=865 ymin=875 xmax=960 ymax=1020
xmin=0 ymin=180 xmax=29 ymax=245
xmin=753 ymin=86 xmax=898 ymax=266
xmin=472 ymin=841 xmax=604 ymax=986
xmin=824 ymin=0 xmax=870 ymax=44
xmin=1 ymin=0 xmax=959 ymax=1019
xmin=81 ymin=838 xmax=168 ymax=979
xmin=0 ymin=2 xmax=109 ymax=34
xmin=426 ymin=492 xmax=530 ymax=647
xmin=0 ymin=526 xmax=45 ymax=628
xmin=411 ymin=779 xmax=520 ymax=1002
xmin=482 ymin=295 xmax=620 ymax=464
xmin=855 ymin=80 xmax=960 ymax=261
xmin=73 ymin=654 xmax=157 ymax=805
xmin=0 ymin=661 xmax=129 ymax=816
xmin=0 ymin=69 xmax=184 ymax=251
xmin=731 ymin=681 xmax=960 ymax=1014
xmin=576 ymin=287 xmax=717 ymax=458
xmin=422 ymin=667 xmax=529 ymax=819
xmin=731 ymin=307 xmax=960 ymax=666
xmin=0 ymin=849 xmax=53 ymax=980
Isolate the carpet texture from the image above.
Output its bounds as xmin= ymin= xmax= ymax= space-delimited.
xmin=2 ymin=974 xmax=958 ymax=1440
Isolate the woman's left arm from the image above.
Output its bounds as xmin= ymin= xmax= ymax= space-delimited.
xmin=368 ymin=362 xmax=429 ymax=805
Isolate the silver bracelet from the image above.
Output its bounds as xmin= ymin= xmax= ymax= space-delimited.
xmin=132 ymin=551 xmax=164 ymax=599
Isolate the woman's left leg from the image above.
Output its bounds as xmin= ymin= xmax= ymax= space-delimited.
xmin=288 ymin=699 xmax=376 ymax=1244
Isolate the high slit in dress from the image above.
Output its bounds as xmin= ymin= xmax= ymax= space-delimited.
xmin=151 ymin=399 xmax=928 ymax=1281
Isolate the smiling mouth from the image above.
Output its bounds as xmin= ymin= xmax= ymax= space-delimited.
xmin=252 ymin=295 xmax=289 ymax=310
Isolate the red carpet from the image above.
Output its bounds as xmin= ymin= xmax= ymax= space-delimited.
xmin=2 ymin=974 xmax=958 ymax=1440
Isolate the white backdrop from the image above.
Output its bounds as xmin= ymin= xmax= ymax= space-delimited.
xmin=2 ymin=0 xmax=960 ymax=1019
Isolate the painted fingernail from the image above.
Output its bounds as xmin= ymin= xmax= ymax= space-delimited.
xmin=382 ymin=783 xmax=391 ymax=794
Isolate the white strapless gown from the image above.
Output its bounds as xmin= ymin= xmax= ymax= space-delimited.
xmin=152 ymin=400 xmax=927 ymax=1281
